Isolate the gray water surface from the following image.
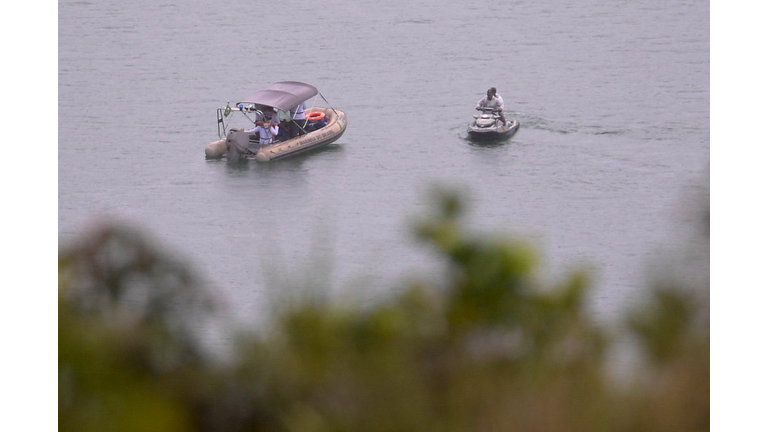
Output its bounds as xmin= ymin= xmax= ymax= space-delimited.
xmin=59 ymin=0 xmax=709 ymax=328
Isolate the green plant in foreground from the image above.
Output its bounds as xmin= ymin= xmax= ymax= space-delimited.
xmin=59 ymin=189 xmax=708 ymax=432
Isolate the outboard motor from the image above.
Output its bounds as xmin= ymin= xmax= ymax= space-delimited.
xmin=226 ymin=130 xmax=250 ymax=160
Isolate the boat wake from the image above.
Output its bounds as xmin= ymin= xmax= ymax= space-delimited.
xmin=511 ymin=112 xmax=628 ymax=137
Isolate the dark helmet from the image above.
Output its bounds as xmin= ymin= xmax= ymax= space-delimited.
xmin=487 ymin=87 xmax=497 ymax=96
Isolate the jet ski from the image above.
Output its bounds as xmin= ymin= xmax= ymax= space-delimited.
xmin=467 ymin=107 xmax=519 ymax=140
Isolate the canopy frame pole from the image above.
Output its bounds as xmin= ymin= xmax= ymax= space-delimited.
xmin=319 ymin=92 xmax=339 ymax=117
xmin=289 ymin=115 xmax=309 ymax=135
xmin=286 ymin=95 xmax=319 ymax=135
xmin=303 ymin=94 xmax=320 ymax=116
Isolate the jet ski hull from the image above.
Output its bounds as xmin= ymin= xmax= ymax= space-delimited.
xmin=467 ymin=119 xmax=520 ymax=140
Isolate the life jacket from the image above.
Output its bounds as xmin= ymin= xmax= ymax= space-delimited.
xmin=257 ymin=125 xmax=275 ymax=144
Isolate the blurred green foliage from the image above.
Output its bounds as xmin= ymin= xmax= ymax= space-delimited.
xmin=59 ymin=189 xmax=708 ymax=432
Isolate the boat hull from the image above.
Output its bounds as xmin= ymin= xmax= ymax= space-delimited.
xmin=467 ymin=119 xmax=519 ymax=140
xmin=205 ymin=107 xmax=347 ymax=161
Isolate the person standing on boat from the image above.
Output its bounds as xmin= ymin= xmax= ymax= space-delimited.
xmin=476 ymin=87 xmax=507 ymax=125
xmin=288 ymin=101 xmax=307 ymax=138
xmin=244 ymin=114 xmax=279 ymax=146
xmin=253 ymin=107 xmax=281 ymax=127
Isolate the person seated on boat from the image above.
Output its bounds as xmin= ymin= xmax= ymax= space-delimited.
xmin=273 ymin=111 xmax=285 ymax=141
xmin=277 ymin=122 xmax=291 ymax=142
xmin=476 ymin=87 xmax=507 ymax=125
xmin=273 ymin=111 xmax=291 ymax=142
xmin=288 ymin=101 xmax=307 ymax=138
xmin=243 ymin=114 xmax=279 ymax=146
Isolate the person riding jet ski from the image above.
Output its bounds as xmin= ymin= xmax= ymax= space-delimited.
xmin=476 ymin=87 xmax=507 ymax=125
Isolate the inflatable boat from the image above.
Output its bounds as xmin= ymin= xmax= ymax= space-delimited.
xmin=205 ymin=81 xmax=347 ymax=161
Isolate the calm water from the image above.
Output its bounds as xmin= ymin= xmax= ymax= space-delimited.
xmin=59 ymin=0 xmax=709 ymax=329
